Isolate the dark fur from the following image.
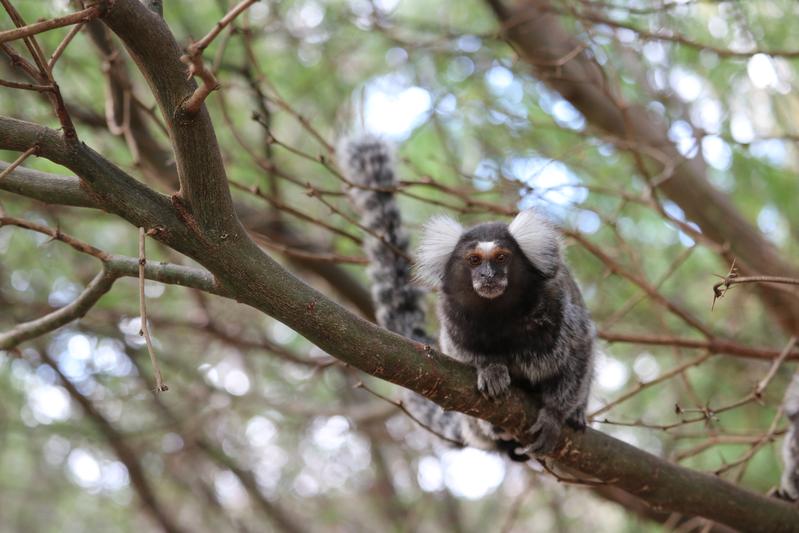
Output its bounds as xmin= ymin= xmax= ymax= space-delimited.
xmin=340 ymin=135 xmax=473 ymax=449
xmin=436 ymin=222 xmax=594 ymax=455
xmin=342 ymin=135 xmax=594 ymax=459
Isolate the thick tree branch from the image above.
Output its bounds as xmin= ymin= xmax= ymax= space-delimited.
xmin=0 ymin=255 xmax=225 ymax=351
xmin=82 ymin=17 xmax=375 ymax=318
xmin=1 ymin=127 xmax=797 ymax=527
xmin=100 ymin=0 xmax=237 ymax=238
xmin=0 ymin=214 xmax=226 ymax=350
xmin=1 ymin=7 xmax=797 ymax=529
xmin=0 ymin=160 xmax=374 ymax=318
xmin=487 ymin=0 xmax=799 ymax=334
xmin=0 ymin=116 xmax=208 ymax=257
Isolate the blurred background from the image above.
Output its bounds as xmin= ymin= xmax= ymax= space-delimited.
xmin=1 ymin=0 xmax=799 ymax=531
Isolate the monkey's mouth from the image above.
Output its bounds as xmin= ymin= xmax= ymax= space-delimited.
xmin=473 ymin=279 xmax=507 ymax=299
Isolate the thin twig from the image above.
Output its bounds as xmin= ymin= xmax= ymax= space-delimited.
xmin=47 ymin=21 xmax=85 ymax=70
xmin=0 ymin=144 xmax=38 ymax=180
xmin=714 ymin=260 xmax=799 ymax=307
xmin=591 ymin=351 xmax=713 ymax=418
xmin=0 ymin=78 xmax=52 ymax=91
xmin=138 ymin=227 xmax=168 ymax=392
xmin=0 ymin=213 xmax=109 ymax=259
xmin=599 ymin=330 xmax=799 ymax=362
xmin=0 ymin=269 xmax=117 ymax=350
xmin=355 ymin=381 xmax=464 ymax=446
xmin=755 ymin=337 xmax=798 ymax=399
xmin=178 ymin=0 xmax=256 ymax=115
xmin=179 ymin=52 xmax=219 ymax=115
xmin=192 ymin=0 xmax=257 ymax=53
xmin=0 ymin=4 xmax=100 ymax=46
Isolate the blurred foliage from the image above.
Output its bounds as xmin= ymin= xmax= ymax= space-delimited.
xmin=1 ymin=0 xmax=799 ymax=531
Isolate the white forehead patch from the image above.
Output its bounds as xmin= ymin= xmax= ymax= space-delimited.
xmin=415 ymin=215 xmax=464 ymax=287
xmin=507 ymin=209 xmax=562 ymax=277
xmin=476 ymin=241 xmax=498 ymax=254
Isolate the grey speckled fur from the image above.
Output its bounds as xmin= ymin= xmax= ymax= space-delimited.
xmin=341 ymin=135 xmax=595 ymax=458
xmin=340 ymin=134 xmax=472 ymax=449
xmin=417 ymin=208 xmax=595 ymax=455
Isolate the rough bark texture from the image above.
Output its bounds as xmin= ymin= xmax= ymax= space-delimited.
xmin=1 ymin=1 xmax=798 ymax=530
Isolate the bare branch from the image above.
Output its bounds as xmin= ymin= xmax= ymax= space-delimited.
xmin=176 ymin=0 xmax=257 ymax=114
xmin=105 ymin=254 xmax=227 ymax=296
xmin=47 ymin=21 xmax=85 ymax=70
xmin=755 ymin=337 xmax=798 ymax=399
xmin=0 ymin=78 xmax=52 ymax=91
xmin=356 ymin=381 xmax=464 ymax=446
xmin=599 ymin=331 xmax=799 ymax=362
xmin=0 ymin=144 xmax=38 ymax=180
xmin=0 ymin=269 xmax=116 ymax=350
xmin=0 ymin=4 xmax=100 ymax=46
xmin=714 ymin=261 xmax=799 ymax=305
xmin=178 ymin=52 xmax=219 ymax=115
xmin=191 ymin=0 xmax=257 ymax=55
xmin=138 ymin=227 xmax=168 ymax=392
xmin=0 ymin=213 xmax=110 ymax=260
xmin=101 ymin=0 xmax=238 ymax=236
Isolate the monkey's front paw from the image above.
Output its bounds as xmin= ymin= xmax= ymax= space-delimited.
xmin=477 ymin=364 xmax=511 ymax=399
xmin=521 ymin=409 xmax=563 ymax=456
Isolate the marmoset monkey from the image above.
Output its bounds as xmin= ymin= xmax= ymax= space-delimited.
xmin=415 ymin=210 xmax=595 ymax=455
xmin=341 ymin=135 xmax=594 ymax=458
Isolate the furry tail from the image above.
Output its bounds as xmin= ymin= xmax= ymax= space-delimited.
xmin=779 ymin=372 xmax=799 ymax=501
xmin=339 ymin=135 xmax=467 ymax=447
xmin=339 ymin=136 xmax=428 ymax=342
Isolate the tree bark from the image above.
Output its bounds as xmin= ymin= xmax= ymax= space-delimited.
xmin=1 ymin=1 xmax=798 ymax=529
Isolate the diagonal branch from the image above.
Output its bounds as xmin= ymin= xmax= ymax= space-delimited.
xmin=0 ymin=269 xmax=116 ymax=350
xmin=0 ymin=144 xmax=38 ymax=180
xmin=100 ymin=0 xmax=238 ymax=238
xmin=176 ymin=0 xmax=257 ymax=115
xmin=0 ymin=253 xmax=227 ymax=351
xmin=39 ymin=349 xmax=186 ymax=533
xmin=0 ymin=159 xmax=375 ymax=318
xmin=0 ymin=214 xmax=227 ymax=350
xmin=0 ymin=3 xmax=101 ymax=45
xmin=0 ymin=161 xmax=97 ymax=207
xmin=1 ymin=12 xmax=798 ymax=529
xmin=486 ymin=0 xmax=799 ymax=335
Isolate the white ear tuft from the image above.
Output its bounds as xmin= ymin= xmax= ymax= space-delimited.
xmin=415 ymin=215 xmax=464 ymax=287
xmin=507 ymin=210 xmax=562 ymax=277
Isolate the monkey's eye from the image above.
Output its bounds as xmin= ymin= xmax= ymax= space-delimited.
xmin=466 ymin=254 xmax=482 ymax=266
xmin=494 ymin=253 xmax=508 ymax=264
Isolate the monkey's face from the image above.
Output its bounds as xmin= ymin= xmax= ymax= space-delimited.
xmin=462 ymin=241 xmax=512 ymax=299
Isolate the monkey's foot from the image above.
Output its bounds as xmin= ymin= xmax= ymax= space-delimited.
xmin=494 ymin=439 xmax=530 ymax=462
xmin=520 ymin=409 xmax=562 ymax=456
xmin=477 ymin=364 xmax=511 ymax=399
xmin=566 ymin=408 xmax=587 ymax=431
